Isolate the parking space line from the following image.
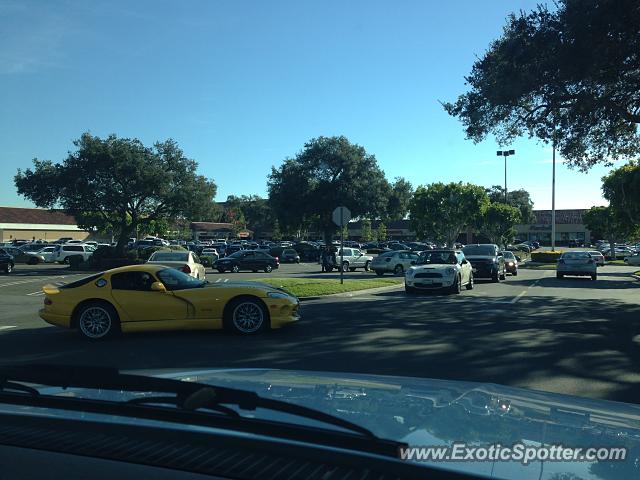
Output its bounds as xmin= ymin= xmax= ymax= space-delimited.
xmin=0 ymin=326 xmax=17 ymax=331
xmin=510 ymin=291 xmax=528 ymax=304
xmin=0 ymin=275 xmax=70 ymax=288
xmin=26 ymin=291 xmax=45 ymax=296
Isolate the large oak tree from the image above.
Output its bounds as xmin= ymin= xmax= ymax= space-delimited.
xmin=268 ymin=136 xmax=390 ymax=242
xmin=444 ymin=0 xmax=640 ymax=170
xmin=15 ymin=133 xmax=217 ymax=254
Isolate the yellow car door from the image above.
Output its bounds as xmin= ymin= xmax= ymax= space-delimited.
xmin=109 ymin=271 xmax=188 ymax=323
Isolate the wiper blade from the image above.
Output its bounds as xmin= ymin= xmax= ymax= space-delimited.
xmin=0 ymin=365 xmax=402 ymax=456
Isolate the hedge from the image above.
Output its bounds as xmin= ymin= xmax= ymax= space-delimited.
xmin=200 ymin=255 xmax=217 ymax=267
xmin=531 ymin=250 xmax=564 ymax=263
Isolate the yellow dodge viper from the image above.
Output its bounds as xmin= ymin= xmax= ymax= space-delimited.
xmin=39 ymin=265 xmax=300 ymax=339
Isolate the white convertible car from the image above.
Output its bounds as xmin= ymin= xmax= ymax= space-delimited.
xmin=405 ymin=249 xmax=474 ymax=294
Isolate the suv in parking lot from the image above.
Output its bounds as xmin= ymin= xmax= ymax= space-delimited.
xmin=53 ymin=244 xmax=96 ymax=264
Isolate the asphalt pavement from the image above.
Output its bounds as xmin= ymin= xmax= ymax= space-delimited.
xmin=1 ymin=261 xmax=639 ymax=405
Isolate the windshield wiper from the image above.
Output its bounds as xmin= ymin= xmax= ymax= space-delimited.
xmin=0 ymin=364 xmax=403 ymax=456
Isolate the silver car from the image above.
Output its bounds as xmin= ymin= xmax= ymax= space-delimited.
xmin=371 ymin=250 xmax=420 ymax=276
xmin=557 ymin=251 xmax=597 ymax=280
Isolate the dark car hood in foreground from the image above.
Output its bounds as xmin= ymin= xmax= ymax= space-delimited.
xmin=8 ymin=368 xmax=640 ymax=479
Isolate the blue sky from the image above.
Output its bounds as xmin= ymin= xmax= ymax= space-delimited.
xmin=0 ymin=0 xmax=615 ymax=210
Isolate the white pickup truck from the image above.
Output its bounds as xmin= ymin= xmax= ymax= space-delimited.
xmin=336 ymin=247 xmax=373 ymax=272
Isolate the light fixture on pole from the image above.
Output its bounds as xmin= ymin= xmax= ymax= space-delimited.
xmin=496 ymin=150 xmax=515 ymax=203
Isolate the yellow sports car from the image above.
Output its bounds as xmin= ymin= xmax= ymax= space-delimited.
xmin=39 ymin=265 xmax=300 ymax=339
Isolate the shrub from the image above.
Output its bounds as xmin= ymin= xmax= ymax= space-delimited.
xmin=200 ymin=255 xmax=215 ymax=267
xmin=531 ymin=250 xmax=564 ymax=263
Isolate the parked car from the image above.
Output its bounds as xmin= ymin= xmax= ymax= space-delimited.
xmin=624 ymin=253 xmax=640 ymax=266
xmin=500 ymin=250 xmax=518 ymax=275
xmin=280 ymin=248 xmax=301 ymax=263
xmin=0 ymin=248 xmax=14 ymax=273
xmin=52 ymin=244 xmax=96 ymax=264
xmin=587 ymin=250 xmax=605 ymax=266
xmin=335 ymin=247 xmax=373 ymax=272
xmin=292 ymin=242 xmax=320 ymax=261
xmin=1 ymin=246 xmax=46 ymax=265
xmin=27 ymin=245 xmax=58 ymax=263
xmin=146 ymin=250 xmax=206 ymax=280
xmin=557 ymin=251 xmax=597 ymax=280
xmin=371 ymin=250 xmax=420 ymax=276
xmin=405 ymin=249 xmax=473 ymax=294
xmin=462 ymin=244 xmax=506 ymax=282
xmin=224 ymin=244 xmax=244 ymax=256
xmin=214 ymin=250 xmax=279 ymax=273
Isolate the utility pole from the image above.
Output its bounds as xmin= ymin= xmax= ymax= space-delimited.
xmin=496 ymin=150 xmax=515 ymax=203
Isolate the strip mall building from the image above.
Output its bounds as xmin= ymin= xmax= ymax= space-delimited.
xmin=0 ymin=207 xmax=89 ymax=243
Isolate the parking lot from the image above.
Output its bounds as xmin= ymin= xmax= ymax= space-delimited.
xmin=1 ymin=260 xmax=640 ymax=403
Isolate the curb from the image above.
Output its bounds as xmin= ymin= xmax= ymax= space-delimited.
xmin=298 ymin=283 xmax=403 ymax=302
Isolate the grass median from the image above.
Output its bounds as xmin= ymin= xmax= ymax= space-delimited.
xmin=255 ymin=277 xmax=403 ymax=298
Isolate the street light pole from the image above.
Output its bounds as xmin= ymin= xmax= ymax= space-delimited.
xmin=496 ymin=150 xmax=515 ymax=203
xmin=551 ymin=133 xmax=557 ymax=252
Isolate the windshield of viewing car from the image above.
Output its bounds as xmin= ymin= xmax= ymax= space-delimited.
xmin=417 ymin=251 xmax=457 ymax=265
xmin=462 ymin=246 xmax=496 ymax=256
xmin=150 ymin=252 xmax=189 ymax=262
xmin=156 ymin=268 xmax=204 ymax=290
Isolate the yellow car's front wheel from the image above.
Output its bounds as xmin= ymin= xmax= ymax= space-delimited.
xmin=224 ymin=297 xmax=268 ymax=335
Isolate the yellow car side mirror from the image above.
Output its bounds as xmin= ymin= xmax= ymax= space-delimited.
xmin=151 ymin=281 xmax=167 ymax=292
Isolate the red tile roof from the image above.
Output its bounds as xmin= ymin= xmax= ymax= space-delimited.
xmin=0 ymin=207 xmax=77 ymax=225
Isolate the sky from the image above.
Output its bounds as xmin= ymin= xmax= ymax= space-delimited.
xmin=0 ymin=0 xmax=619 ymax=211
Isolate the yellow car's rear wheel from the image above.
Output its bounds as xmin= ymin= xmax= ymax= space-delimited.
xmin=224 ymin=297 xmax=268 ymax=334
xmin=77 ymin=301 xmax=120 ymax=340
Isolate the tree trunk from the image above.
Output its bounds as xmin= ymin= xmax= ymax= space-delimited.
xmin=324 ymin=227 xmax=333 ymax=247
xmin=115 ymin=224 xmax=134 ymax=256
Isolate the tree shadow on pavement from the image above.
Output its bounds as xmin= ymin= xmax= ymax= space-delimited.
xmin=2 ymin=293 xmax=640 ymax=404
xmin=503 ymin=276 xmax=640 ymax=290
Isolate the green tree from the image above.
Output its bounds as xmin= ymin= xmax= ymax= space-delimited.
xmin=267 ymin=136 xmax=391 ymax=244
xmin=14 ymin=133 xmax=216 ymax=254
xmin=443 ymin=0 xmax=640 ymax=170
xmin=360 ymin=218 xmax=373 ymax=242
xmin=225 ymin=195 xmax=273 ymax=239
xmin=410 ymin=182 xmax=489 ymax=246
xmin=487 ymin=186 xmax=535 ymax=223
xmin=583 ymin=206 xmax=637 ymax=259
xmin=377 ymin=222 xmax=387 ymax=242
xmin=386 ymin=177 xmax=414 ymax=221
xmin=602 ymin=161 xmax=640 ymax=225
xmin=477 ymin=202 xmax=522 ymax=247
